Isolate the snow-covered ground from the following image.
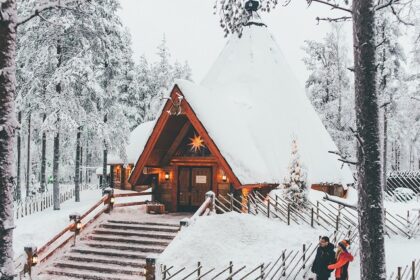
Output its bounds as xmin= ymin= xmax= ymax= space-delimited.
xmin=159 ymin=211 xmax=420 ymax=279
xmin=13 ymin=188 xmax=152 ymax=256
xmin=13 ymin=188 xmax=102 ymax=255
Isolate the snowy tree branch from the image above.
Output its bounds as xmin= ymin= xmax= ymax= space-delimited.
xmin=17 ymin=0 xmax=85 ymax=27
xmin=307 ymin=0 xmax=353 ymax=13
xmin=316 ymin=16 xmax=352 ymax=23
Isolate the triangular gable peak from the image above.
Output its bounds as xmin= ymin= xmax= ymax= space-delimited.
xmin=129 ymin=85 xmax=242 ymax=188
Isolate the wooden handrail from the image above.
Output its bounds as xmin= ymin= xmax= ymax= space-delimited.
xmin=114 ymin=191 xmax=152 ymax=198
xmin=37 ymin=195 xmax=108 ymax=261
xmin=191 ymin=196 xmax=212 ymax=221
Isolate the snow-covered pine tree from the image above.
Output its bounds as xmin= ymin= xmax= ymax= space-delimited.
xmin=283 ymin=139 xmax=308 ymax=208
xmin=302 ymin=23 xmax=355 ymax=160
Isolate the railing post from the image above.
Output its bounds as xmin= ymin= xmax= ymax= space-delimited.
xmin=260 ymin=263 xmax=264 ymax=279
xmin=267 ymin=202 xmax=270 ymax=218
xmin=205 ymin=191 xmax=215 ymax=213
xmin=23 ymin=245 xmax=38 ymax=277
xmin=398 ymin=266 xmax=402 ymax=280
xmin=287 ymin=204 xmax=291 ymax=225
xmin=198 ymin=261 xmax=201 ymax=277
xmin=230 ymin=195 xmax=233 ymax=212
xmin=145 ymin=256 xmax=156 ymax=280
xmin=102 ymin=188 xmax=114 ymax=214
xmin=302 ymin=244 xmax=306 ymax=269
xmin=247 ymin=198 xmax=251 ymax=214
xmin=275 ymin=194 xmax=279 ymax=208
xmin=69 ymin=213 xmax=82 ymax=246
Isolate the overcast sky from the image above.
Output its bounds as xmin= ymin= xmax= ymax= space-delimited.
xmin=117 ymin=1 xmax=354 ymax=86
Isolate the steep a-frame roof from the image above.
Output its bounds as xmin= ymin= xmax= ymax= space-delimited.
xmin=129 ymin=18 xmax=354 ymax=187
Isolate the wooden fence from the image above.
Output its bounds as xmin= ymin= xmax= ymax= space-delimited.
xmin=389 ymin=259 xmax=420 ymax=280
xmin=13 ymin=184 xmax=97 ymax=220
xmin=159 ymin=230 xmax=355 ymax=280
xmin=216 ymin=191 xmax=420 ymax=239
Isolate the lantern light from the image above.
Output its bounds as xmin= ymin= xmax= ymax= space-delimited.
xmin=222 ymin=174 xmax=227 ymax=182
xmin=32 ymin=254 xmax=38 ymax=266
xmin=76 ymin=220 xmax=82 ymax=230
xmin=110 ymin=196 xmax=115 ymax=204
xmin=165 ymin=172 xmax=170 ymax=181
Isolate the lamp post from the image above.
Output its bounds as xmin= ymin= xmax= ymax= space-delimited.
xmin=24 ymin=245 xmax=38 ymax=277
xmin=69 ymin=213 xmax=82 ymax=246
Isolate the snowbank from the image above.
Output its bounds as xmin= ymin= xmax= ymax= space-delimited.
xmin=158 ymin=212 xmax=323 ymax=272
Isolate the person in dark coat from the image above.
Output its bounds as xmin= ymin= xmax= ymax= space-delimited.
xmin=311 ymin=236 xmax=336 ymax=280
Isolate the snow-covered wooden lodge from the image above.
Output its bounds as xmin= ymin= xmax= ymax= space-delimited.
xmin=108 ymin=16 xmax=354 ymax=212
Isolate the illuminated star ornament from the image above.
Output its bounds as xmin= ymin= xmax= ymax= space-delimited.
xmin=188 ymin=134 xmax=205 ymax=153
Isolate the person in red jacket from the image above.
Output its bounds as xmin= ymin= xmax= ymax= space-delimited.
xmin=327 ymin=240 xmax=354 ymax=280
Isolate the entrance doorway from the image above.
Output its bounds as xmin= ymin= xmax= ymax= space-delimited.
xmin=178 ymin=167 xmax=212 ymax=211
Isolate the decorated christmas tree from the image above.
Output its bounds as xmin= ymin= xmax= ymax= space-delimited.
xmin=283 ymin=139 xmax=309 ymax=208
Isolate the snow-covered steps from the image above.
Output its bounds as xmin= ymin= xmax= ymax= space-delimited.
xmin=37 ymin=218 xmax=181 ymax=279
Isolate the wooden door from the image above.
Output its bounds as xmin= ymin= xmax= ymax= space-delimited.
xmin=191 ymin=167 xmax=212 ymax=206
xmin=177 ymin=167 xmax=212 ymax=209
xmin=178 ymin=167 xmax=191 ymax=207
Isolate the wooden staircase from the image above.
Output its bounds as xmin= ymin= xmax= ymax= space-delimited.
xmin=38 ymin=219 xmax=180 ymax=280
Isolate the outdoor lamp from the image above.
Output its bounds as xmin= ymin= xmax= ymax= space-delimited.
xmin=165 ymin=172 xmax=170 ymax=181
xmin=69 ymin=213 xmax=82 ymax=232
xmin=24 ymin=245 xmax=38 ymax=277
xmin=110 ymin=196 xmax=115 ymax=204
xmin=222 ymin=174 xmax=227 ymax=182
xmin=32 ymin=253 xmax=38 ymax=265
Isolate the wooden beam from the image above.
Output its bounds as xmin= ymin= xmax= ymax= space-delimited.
xmin=161 ymin=122 xmax=191 ymax=165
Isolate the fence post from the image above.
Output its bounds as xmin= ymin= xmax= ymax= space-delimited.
xmin=287 ymin=204 xmax=291 ymax=225
xmin=163 ymin=265 xmax=166 ymax=280
xmin=260 ymin=264 xmax=264 ymax=279
xmin=398 ymin=266 xmax=402 ymax=280
xmin=311 ymin=208 xmax=314 ymax=228
xmin=267 ymin=202 xmax=270 ymax=218
xmin=302 ymin=244 xmax=306 ymax=269
xmin=145 ymin=256 xmax=156 ymax=280
xmin=229 ymin=261 xmax=233 ymax=280
xmin=316 ymin=201 xmax=319 ymax=224
xmin=282 ymin=251 xmax=286 ymax=276
xmin=247 ymin=198 xmax=251 ymax=214
xmin=275 ymin=194 xmax=279 ymax=208
xmin=336 ymin=214 xmax=339 ymax=231
xmin=198 ymin=261 xmax=201 ymax=277
xmin=333 ymin=230 xmax=337 ymax=244
xmin=230 ymin=195 xmax=233 ymax=212
xmin=412 ymin=260 xmax=415 ymax=280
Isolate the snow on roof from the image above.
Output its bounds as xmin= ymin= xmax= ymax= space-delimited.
xmin=174 ymin=22 xmax=354 ymax=185
xmin=108 ymin=121 xmax=156 ymax=165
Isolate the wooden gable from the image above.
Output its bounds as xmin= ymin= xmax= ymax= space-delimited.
xmin=129 ymin=85 xmax=242 ymax=188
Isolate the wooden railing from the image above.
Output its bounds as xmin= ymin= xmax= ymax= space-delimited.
xmin=159 ymin=230 xmax=354 ymax=280
xmin=180 ymin=191 xmax=215 ymax=228
xmin=15 ymin=189 xmax=152 ymax=278
xmin=389 ymin=259 xmax=420 ymax=280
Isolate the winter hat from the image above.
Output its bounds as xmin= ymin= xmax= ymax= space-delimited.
xmin=338 ymin=240 xmax=350 ymax=251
